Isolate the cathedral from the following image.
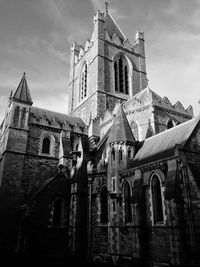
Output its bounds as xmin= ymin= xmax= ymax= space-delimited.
xmin=0 ymin=6 xmax=200 ymax=267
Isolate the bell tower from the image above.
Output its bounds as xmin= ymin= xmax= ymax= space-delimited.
xmin=68 ymin=6 xmax=148 ymax=137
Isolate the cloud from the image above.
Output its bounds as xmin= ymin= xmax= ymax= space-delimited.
xmin=0 ymin=0 xmax=200 ymax=124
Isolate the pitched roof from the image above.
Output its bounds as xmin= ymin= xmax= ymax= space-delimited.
xmin=13 ymin=73 xmax=33 ymax=104
xmin=107 ymin=104 xmax=135 ymax=144
xmin=132 ymin=116 xmax=199 ymax=166
xmin=104 ymin=12 xmax=126 ymax=41
xmin=30 ymin=106 xmax=86 ymax=128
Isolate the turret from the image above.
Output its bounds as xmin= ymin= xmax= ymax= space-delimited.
xmin=107 ymin=103 xmax=136 ymax=176
xmin=9 ymin=72 xmax=33 ymax=129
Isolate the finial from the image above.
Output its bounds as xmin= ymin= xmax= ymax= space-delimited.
xmin=23 ymin=72 xmax=26 ymax=76
xmin=105 ymin=1 xmax=108 ymax=13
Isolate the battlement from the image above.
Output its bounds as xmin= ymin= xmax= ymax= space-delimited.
xmin=124 ymin=87 xmax=193 ymax=118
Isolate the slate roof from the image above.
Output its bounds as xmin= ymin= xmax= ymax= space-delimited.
xmin=13 ymin=73 xmax=33 ymax=104
xmin=29 ymin=106 xmax=86 ymax=128
xmin=132 ymin=116 xmax=199 ymax=166
xmin=104 ymin=12 xmax=126 ymax=41
xmin=107 ymin=104 xmax=135 ymax=144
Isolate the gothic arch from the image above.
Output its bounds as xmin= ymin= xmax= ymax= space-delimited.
xmin=166 ymin=118 xmax=175 ymax=129
xmin=20 ymin=107 xmax=26 ymax=128
xmin=99 ymin=184 xmax=108 ymax=223
xmin=149 ymin=172 xmax=165 ymax=225
xmin=39 ymin=132 xmax=55 ymax=156
xmin=13 ymin=106 xmax=20 ymax=127
xmin=122 ymin=180 xmax=132 ymax=223
xmin=130 ymin=120 xmax=139 ymax=140
xmin=113 ymin=53 xmax=133 ymax=95
xmin=79 ymin=60 xmax=88 ymax=101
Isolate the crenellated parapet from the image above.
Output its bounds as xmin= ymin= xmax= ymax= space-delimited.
xmin=71 ymin=39 xmax=94 ymax=64
xmin=105 ymin=29 xmax=145 ymax=56
xmin=124 ymin=87 xmax=193 ymax=118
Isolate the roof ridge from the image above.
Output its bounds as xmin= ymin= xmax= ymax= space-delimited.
xmin=31 ymin=106 xmax=80 ymax=119
xmin=107 ymin=104 xmax=135 ymax=144
xmin=145 ymin=117 xmax=196 ymax=141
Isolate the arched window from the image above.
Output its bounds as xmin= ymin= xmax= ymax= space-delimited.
xmin=52 ymin=198 xmax=66 ymax=227
xmin=124 ymin=182 xmax=132 ymax=223
xmin=167 ymin=119 xmax=174 ymax=129
xmin=111 ymin=147 xmax=115 ymax=162
xmin=42 ymin=137 xmax=50 ymax=154
xmin=13 ymin=106 xmax=20 ymax=127
xmin=21 ymin=108 xmax=26 ymax=128
xmin=100 ymin=186 xmax=108 ymax=223
xmin=151 ymin=174 xmax=164 ymax=224
xmin=128 ymin=147 xmax=131 ymax=159
xmin=80 ymin=62 xmax=88 ymax=100
xmin=114 ymin=55 xmax=129 ymax=94
xmin=130 ymin=120 xmax=139 ymax=140
xmin=119 ymin=148 xmax=123 ymax=163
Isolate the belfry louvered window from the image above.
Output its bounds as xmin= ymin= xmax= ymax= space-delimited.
xmin=80 ymin=63 xmax=88 ymax=100
xmin=114 ymin=55 xmax=129 ymax=94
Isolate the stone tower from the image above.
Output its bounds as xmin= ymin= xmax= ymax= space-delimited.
xmin=68 ymin=8 xmax=148 ymax=138
xmin=0 ymin=73 xmax=32 ymax=197
xmin=106 ymin=104 xmax=136 ymax=255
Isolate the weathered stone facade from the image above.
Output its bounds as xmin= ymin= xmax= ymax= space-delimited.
xmin=0 ymin=7 xmax=199 ymax=267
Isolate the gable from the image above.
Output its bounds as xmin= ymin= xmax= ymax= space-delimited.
xmin=184 ymin=118 xmax=200 ymax=153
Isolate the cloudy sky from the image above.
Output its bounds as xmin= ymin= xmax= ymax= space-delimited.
xmin=0 ymin=0 xmax=200 ymax=123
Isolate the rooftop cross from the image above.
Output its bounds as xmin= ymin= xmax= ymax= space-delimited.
xmin=105 ymin=1 xmax=109 ymax=13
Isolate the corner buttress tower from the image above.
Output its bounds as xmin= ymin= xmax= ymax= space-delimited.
xmin=106 ymin=104 xmax=136 ymax=255
xmin=0 ymin=73 xmax=32 ymax=197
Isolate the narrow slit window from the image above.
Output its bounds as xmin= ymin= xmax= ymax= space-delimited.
xmin=151 ymin=175 xmax=164 ymax=224
xmin=100 ymin=186 xmax=108 ymax=223
xmin=111 ymin=148 xmax=115 ymax=162
xmin=124 ymin=182 xmax=132 ymax=223
xmin=13 ymin=106 xmax=20 ymax=127
xmin=21 ymin=108 xmax=26 ymax=128
xmin=119 ymin=148 xmax=123 ymax=163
